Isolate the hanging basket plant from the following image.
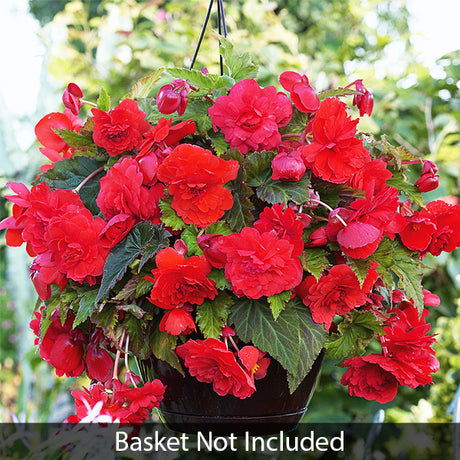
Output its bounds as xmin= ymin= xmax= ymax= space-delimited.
xmin=1 ymin=3 xmax=457 ymax=430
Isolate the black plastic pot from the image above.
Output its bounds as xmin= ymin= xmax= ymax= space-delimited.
xmin=144 ymin=351 xmax=324 ymax=435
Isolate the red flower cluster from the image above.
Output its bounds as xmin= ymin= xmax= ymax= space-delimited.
xmin=400 ymin=199 xmax=460 ymax=256
xmin=67 ymin=378 xmax=165 ymax=423
xmin=157 ymin=144 xmax=239 ymax=227
xmin=209 ymin=79 xmax=292 ymax=154
xmin=341 ymin=299 xmax=439 ymax=403
xmin=176 ymin=338 xmax=269 ymax=399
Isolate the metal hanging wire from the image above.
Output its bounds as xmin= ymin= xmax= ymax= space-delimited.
xmin=189 ymin=0 xmax=228 ymax=75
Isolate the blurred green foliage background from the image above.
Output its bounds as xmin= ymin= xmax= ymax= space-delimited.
xmin=0 ymin=0 xmax=459 ymax=428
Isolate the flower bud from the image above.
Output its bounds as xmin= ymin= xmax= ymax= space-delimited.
xmin=156 ymin=79 xmax=190 ymax=116
xmin=197 ymin=233 xmax=227 ymax=268
xmin=305 ymin=227 xmax=328 ymax=247
xmin=279 ymin=71 xmax=319 ymax=113
xmin=415 ymin=160 xmax=439 ymax=193
xmin=348 ymin=79 xmax=374 ymax=116
xmin=62 ymin=83 xmax=83 ymax=115
xmin=271 ymin=150 xmax=306 ymax=181
xmin=137 ymin=153 xmax=159 ymax=186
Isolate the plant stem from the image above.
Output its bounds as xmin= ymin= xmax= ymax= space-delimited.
xmin=81 ymin=99 xmax=97 ymax=108
xmin=73 ymin=166 xmax=104 ymax=193
xmin=310 ymin=198 xmax=347 ymax=227
xmin=112 ymin=328 xmax=126 ymax=382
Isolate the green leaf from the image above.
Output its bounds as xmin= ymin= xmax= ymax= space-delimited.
xmin=230 ymin=297 xmax=327 ymax=393
xmin=222 ymin=150 xmax=254 ymax=231
xmin=391 ymin=245 xmax=424 ymax=314
xmin=74 ymin=288 xmax=99 ymax=327
xmin=196 ymin=293 xmax=233 ymax=339
xmin=136 ymin=275 xmax=153 ymax=298
xmin=149 ymin=317 xmax=182 ymax=374
xmin=207 ymin=269 xmax=231 ymax=290
xmin=318 ymin=87 xmax=360 ymax=100
xmin=38 ymin=157 xmax=105 ymax=214
xmin=123 ymin=313 xmax=151 ymax=359
xmin=167 ymin=68 xmax=234 ymax=90
xmin=116 ymin=303 xmax=148 ymax=320
xmin=53 ymin=128 xmax=97 ymax=154
xmin=220 ymin=37 xmax=258 ymax=81
xmin=300 ymin=248 xmax=331 ymax=279
xmin=205 ymin=221 xmax=232 ymax=236
xmin=159 ymin=196 xmax=186 ymax=231
xmin=123 ymin=68 xmax=165 ymax=99
xmin=325 ymin=310 xmax=383 ymax=360
xmin=256 ymin=175 xmax=310 ymax=205
xmin=370 ymin=238 xmax=395 ymax=289
xmin=96 ymin=222 xmax=170 ymax=302
xmin=387 ymin=168 xmax=425 ymax=207
xmin=180 ymin=99 xmax=213 ymax=131
xmin=97 ymin=87 xmax=111 ymax=111
xmin=181 ymin=225 xmax=202 ymax=256
xmin=267 ymin=291 xmax=291 ymax=320
xmin=347 ymin=257 xmax=371 ymax=287
xmin=245 ymin=151 xmax=276 ymax=187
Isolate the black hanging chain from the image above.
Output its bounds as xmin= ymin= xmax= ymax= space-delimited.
xmin=189 ymin=0 xmax=228 ymax=75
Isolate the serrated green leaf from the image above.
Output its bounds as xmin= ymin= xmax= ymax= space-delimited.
xmin=149 ymin=317 xmax=182 ymax=374
xmin=38 ymin=157 xmax=105 ymax=214
xmin=207 ymin=269 xmax=231 ymax=290
xmin=370 ymin=238 xmax=395 ymax=289
xmin=53 ymin=128 xmax=97 ymax=153
xmin=181 ymin=225 xmax=202 ymax=256
xmin=257 ymin=175 xmax=310 ymax=205
xmin=222 ymin=150 xmax=254 ymax=231
xmin=245 ymin=151 xmax=276 ymax=187
xmin=325 ymin=310 xmax=383 ymax=360
xmin=207 ymin=132 xmax=228 ymax=155
xmin=205 ymin=221 xmax=232 ymax=236
xmin=318 ymin=87 xmax=360 ymax=100
xmin=230 ymin=297 xmax=327 ymax=393
xmin=116 ymin=303 xmax=147 ymax=320
xmin=96 ymin=222 xmax=170 ymax=302
xmin=300 ymin=248 xmax=330 ymax=278
xmin=387 ymin=169 xmax=425 ymax=207
xmin=267 ymin=291 xmax=291 ymax=320
xmin=136 ymin=275 xmax=153 ymax=298
xmin=123 ymin=313 xmax=151 ymax=359
xmin=220 ymin=37 xmax=258 ymax=81
xmin=196 ymin=293 xmax=233 ymax=339
xmin=159 ymin=196 xmax=186 ymax=231
xmin=74 ymin=288 xmax=99 ymax=327
xmin=167 ymin=68 xmax=234 ymax=90
xmin=391 ymin=245 xmax=424 ymax=314
xmin=347 ymin=257 xmax=371 ymax=287
xmin=97 ymin=87 xmax=111 ymax=111
xmin=180 ymin=99 xmax=213 ymax=131
xmin=123 ymin=68 xmax=165 ymax=99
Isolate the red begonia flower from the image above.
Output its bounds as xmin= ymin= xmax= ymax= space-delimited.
xmin=157 ymin=144 xmax=239 ymax=227
xmin=415 ymin=160 xmax=439 ymax=193
xmin=336 ymin=221 xmax=382 ymax=259
xmin=254 ymin=204 xmax=305 ymax=257
xmin=300 ymin=97 xmax=371 ymax=183
xmin=96 ymin=157 xmax=164 ymax=224
xmin=238 ymin=346 xmax=271 ymax=380
xmin=209 ymin=78 xmax=292 ymax=154
xmin=197 ymin=233 xmax=227 ymax=268
xmin=159 ymin=307 xmax=196 ymax=336
xmin=400 ymin=211 xmax=437 ymax=252
xmin=156 ymin=79 xmax=190 ymax=116
xmin=92 ymin=99 xmax=150 ymax=156
xmin=219 ymin=227 xmax=303 ymax=299
xmin=85 ymin=343 xmax=114 ymax=383
xmin=115 ymin=380 xmax=166 ymax=413
xmin=145 ymin=247 xmax=217 ymax=309
xmin=176 ymin=338 xmax=256 ymax=399
xmin=341 ymin=354 xmax=398 ymax=404
xmin=298 ymin=264 xmax=367 ymax=330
